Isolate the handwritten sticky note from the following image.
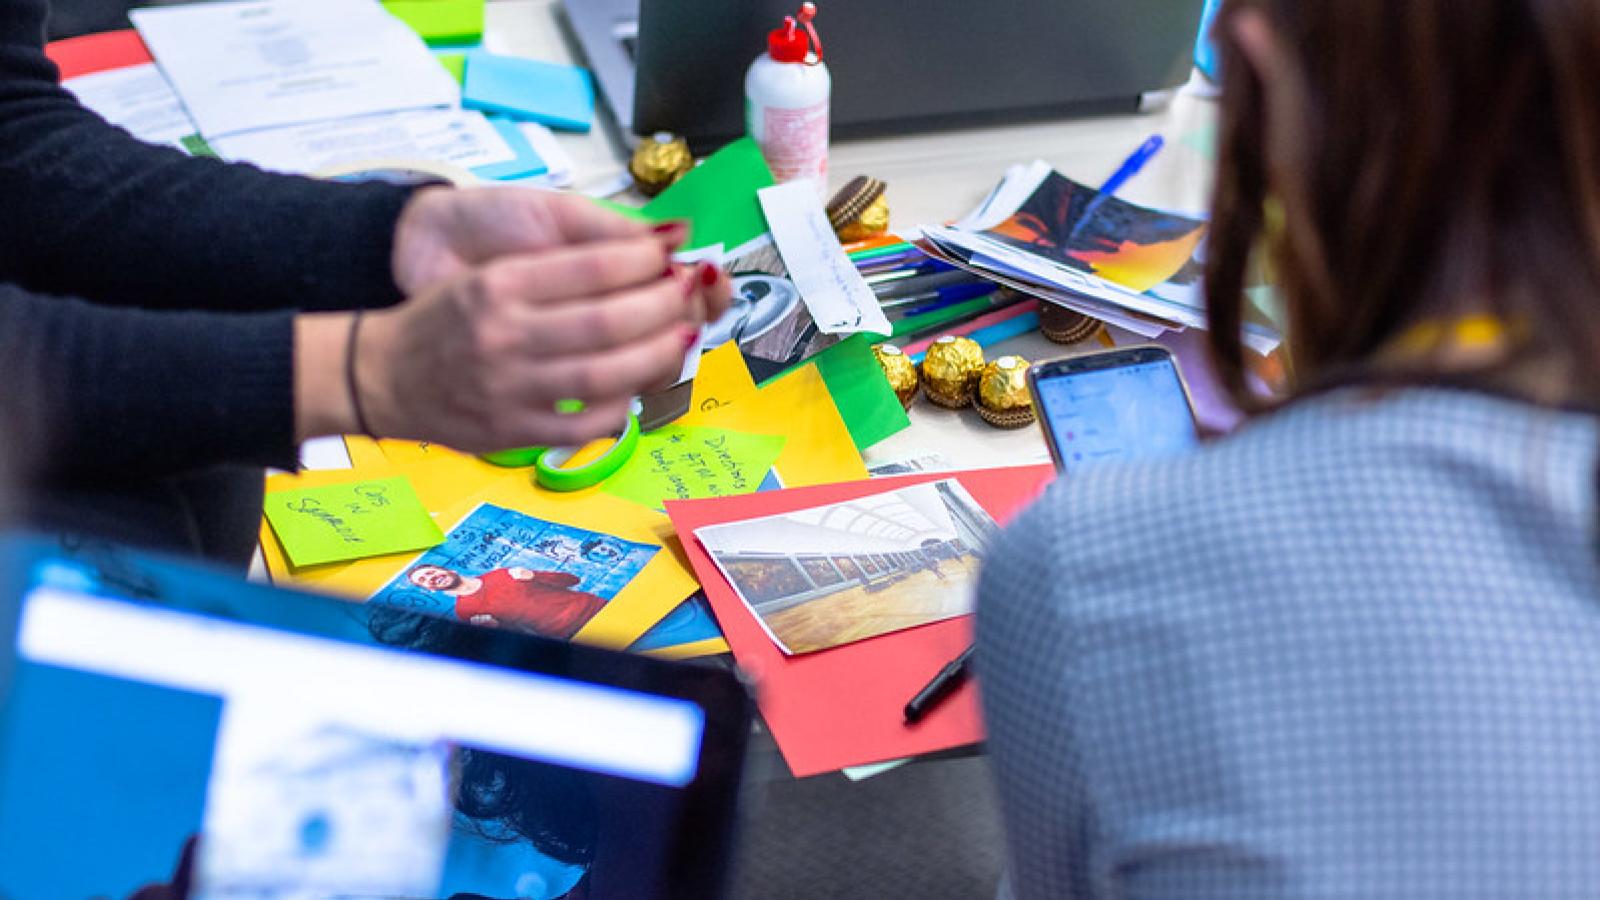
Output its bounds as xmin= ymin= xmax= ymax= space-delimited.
xmin=264 ymin=476 xmax=444 ymax=568
xmin=643 ymin=137 xmax=775 ymax=251
xmin=604 ymin=426 xmax=786 ymax=510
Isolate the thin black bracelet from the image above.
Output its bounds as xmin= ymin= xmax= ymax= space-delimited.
xmin=345 ymin=309 xmax=377 ymax=438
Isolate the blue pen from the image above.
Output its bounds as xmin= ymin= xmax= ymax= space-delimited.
xmin=1068 ymin=134 xmax=1166 ymax=241
xmin=874 ymin=269 xmax=987 ymax=299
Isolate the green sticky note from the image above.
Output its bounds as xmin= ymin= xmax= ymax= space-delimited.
xmin=264 ymin=476 xmax=444 ymax=568
xmin=383 ymin=0 xmax=485 ymax=46
xmin=435 ymin=51 xmax=467 ymax=85
xmin=806 ymin=335 xmax=911 ymax=451
xmin=603 ymin=425 xmax=787 ymax=510
xmin=642 ymin=137 xmax=775 ymax=251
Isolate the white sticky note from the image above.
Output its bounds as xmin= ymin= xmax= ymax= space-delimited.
xmin=757 ymin=182 xmax=890 ymax=337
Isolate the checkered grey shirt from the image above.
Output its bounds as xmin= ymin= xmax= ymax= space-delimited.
xmin=976 ymin=388 xmax=1600 ymax=899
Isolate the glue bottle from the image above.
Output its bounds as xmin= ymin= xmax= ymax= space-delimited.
xmin=745 ymin=2 xmax=830 ymax=192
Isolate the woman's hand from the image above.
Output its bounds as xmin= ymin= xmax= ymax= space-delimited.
xmin=295 ymin=188 xmax=732 ymax=449
xmin=391 ymin=186 xmax=733 ymax=324
xmin=392 ymin=186 xmax=659 ymax=294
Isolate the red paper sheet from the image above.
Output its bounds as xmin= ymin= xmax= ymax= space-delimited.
xmin=666 ymin=466 xmax=1053 ymax=777
xmin=45 ymin=29 xmax=152 ymax=80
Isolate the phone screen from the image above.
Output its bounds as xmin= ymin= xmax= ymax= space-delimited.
xmin=1035 ymin=357 xmax=1199 ymax=473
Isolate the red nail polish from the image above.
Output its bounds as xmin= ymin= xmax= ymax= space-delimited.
xmin=682 ymin=328 xmax=700 ymax=350
xmin=652 ymin=221 xmax=687 ymax=237
xmin=698 ymin=262 xmax=720 ymax=287
xmin=662 ymin=264 xmax=676 ymax=279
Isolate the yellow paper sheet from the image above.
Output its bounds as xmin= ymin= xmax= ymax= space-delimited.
xmin=342 ymin=435 xmax=390 ymax=469
xmin=299 ymin=477 xmax=698 ymax=650
xmin=689 ymin=342 xmax=760 ymax=413
xmin=641 ymin=637 xmax=730 ymax=660
xmin=682 ymin=361 xmax=868 ymax=487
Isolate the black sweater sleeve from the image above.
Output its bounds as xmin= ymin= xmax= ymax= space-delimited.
xmin=2 ymin=284 xmax=299 ymax=478
xmin=0 ymin=0 xmax=413 ymax=313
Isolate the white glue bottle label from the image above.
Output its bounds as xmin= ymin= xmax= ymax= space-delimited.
xmin=745 ymin=2 xmax=830 ymax=192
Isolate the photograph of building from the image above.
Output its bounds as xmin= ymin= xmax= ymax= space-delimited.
xmin=696 ymin=480 xmax=1000 ymax=655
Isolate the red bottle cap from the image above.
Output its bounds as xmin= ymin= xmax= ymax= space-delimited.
xmin=767 ymin=3 xmax=822 ymax=64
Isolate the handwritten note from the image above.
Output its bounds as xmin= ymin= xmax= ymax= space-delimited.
xmin=757 ymin=181 xmax=891 ymax=337
xmin=603 ymin=426 xmax=786 ymax=510
xmin=264 ymin=476 xmax=444 ymax=568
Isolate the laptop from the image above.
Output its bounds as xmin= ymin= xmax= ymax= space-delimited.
xmin=563 ymin=0 xmax=1203 ymax=152
xmin=0 ymin=533 xmax=752 ymax=900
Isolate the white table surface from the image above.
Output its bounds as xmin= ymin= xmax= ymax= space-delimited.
xmin=483 ymin=0 xmax=1222 ymax=472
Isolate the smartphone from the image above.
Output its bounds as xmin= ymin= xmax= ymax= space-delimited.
xmin=1027 ymin=345 xmax=1200 ymax=473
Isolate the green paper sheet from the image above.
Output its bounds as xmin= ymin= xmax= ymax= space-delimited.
xmin=436 ymin=51 xmax=467 ymax=85
xmin=592 ymin=196 xmax=652 ymax=222
xmin=808 ymin=335 xmax=912 ymax=451
xmin=641 ymin=137 xmax=775 ymax=251
xmin=383 ymin=0 xmax=484 ymax=47
xmin=264 ymin=476 xmax=444 ymax=568
xmin=604 ymin=426 xmax=787 ymax=510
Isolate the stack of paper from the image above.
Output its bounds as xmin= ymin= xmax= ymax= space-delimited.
xmin=119 ymin=0 xmax=546 ymax=180
xmin=916 ymin=161 xmax=1281 ymax=353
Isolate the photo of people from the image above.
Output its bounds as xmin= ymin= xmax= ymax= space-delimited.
xmin=370 ymin=504 xmax=658 ymax=640
xmin=695 ymin=480 xmax=1000 ymax=655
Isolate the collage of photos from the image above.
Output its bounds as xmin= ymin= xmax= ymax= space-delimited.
xmin=695 ymin=480 xmax=1001 ymax=655
xmin=369 ymin=504 xmax=659 ymax=640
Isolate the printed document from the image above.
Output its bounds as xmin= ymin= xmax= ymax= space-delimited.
xmin=131 ymin=0 xmax=459 ymax=139
xmin=62 ymin=63 xmax=196 ymax=149
xmin=213 ymin=108 xmax=514 ymax=175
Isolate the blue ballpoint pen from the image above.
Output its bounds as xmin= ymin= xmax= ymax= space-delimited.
xmin=1067 ymin=134 xmax=1166 ymax=241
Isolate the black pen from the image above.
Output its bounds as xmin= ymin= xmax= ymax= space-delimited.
xmin=903 ymin=644 xmax=975 ymax=724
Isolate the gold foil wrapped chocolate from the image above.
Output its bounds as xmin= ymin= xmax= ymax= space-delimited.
xmin=976 ymin=355 xmax=1035 ymax=428
xmin=827 ymin=175 xmax=890 ymax=243
xmin=872 ymin=343 xmax=920 ymax=408
xmin=838 ymin=193 xmax=890 ymax=243
xmin=629 ymin=132 xmax=694 ymax=197
xmin=919 ymin=335 xmax=985 ymax=409
xmin=1039 ymin=303 xmax=1104 ymax=345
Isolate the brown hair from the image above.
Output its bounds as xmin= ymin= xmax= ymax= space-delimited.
xmin=1204 ymin=0 xmax=1600 ymax=411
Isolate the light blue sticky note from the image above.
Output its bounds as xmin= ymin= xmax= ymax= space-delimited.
xmin=463 ymin=52 xmax=594 ymax=132
xmin=472 ymin=116 xmax=549 ymax=180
